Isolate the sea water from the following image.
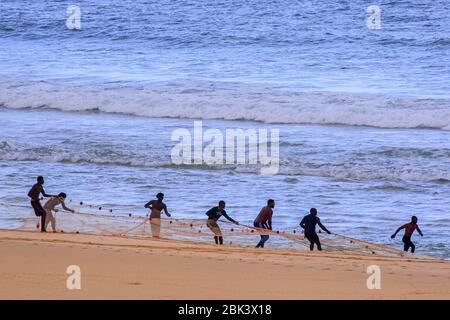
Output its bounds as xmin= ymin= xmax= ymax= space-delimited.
xmin=0 ymin=1 xmax=449 ymax=258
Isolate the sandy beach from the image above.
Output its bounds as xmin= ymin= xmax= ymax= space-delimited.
xmin=0 ymin=229 xmax=448 ymax=300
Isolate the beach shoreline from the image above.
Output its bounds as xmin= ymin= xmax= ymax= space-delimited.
xmin=0 ymin=229 xmax=448 ymax=300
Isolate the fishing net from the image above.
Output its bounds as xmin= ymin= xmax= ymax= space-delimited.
xmin=10 ymin=199 xmax=418 ymax=258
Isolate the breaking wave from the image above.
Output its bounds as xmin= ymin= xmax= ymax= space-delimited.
xmin=1 ymin=78 xmax=450 ymax=130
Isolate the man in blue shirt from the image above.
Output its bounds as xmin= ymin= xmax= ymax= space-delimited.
xmin=205 ymin=200 xmax=239 ymax=245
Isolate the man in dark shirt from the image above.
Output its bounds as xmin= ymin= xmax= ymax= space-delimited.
xmin=300 ymin=208 xmax=331 ymax=251
xmin=254 ymin=199 xmax=275 ymax=248
xmin=391 ymin=216 xmax=423 ymax=253
xmin=205 ymin=200 xmax=238 ymax=245
xmin=27 ymin=176 xmax=56 ymax=232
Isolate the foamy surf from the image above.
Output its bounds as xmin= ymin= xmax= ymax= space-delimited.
xmin=1 ymin=138 xmax=449 ymax=182
xmin=1 ymin=78 xmax=450 ymax=130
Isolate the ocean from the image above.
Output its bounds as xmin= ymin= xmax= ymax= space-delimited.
xmin=0 ymin=0 xmax=449 ymax=258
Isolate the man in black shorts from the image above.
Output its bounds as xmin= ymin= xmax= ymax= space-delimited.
xmin=28 ymin=176 xmax=56 ymax=232
xmin=391 ymin=216 xmax=423 ymax=253
xmin=300 ymin=208 xmax=331 ymax=251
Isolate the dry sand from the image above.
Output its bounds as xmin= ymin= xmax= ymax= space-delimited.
xmin=0 ymin=229 xmax=448 ymax=299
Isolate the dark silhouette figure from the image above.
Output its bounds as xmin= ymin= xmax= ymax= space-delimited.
xmin=28 ymin=176 xmax=55 ymax=232
xmin=300 ymin=208 xmax=331 ymax=251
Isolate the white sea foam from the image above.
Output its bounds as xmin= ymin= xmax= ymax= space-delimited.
xmin=1 ymin=143 xmax=449 ymax=182
xmin=1 ymin=79 xmax=450 ymax=130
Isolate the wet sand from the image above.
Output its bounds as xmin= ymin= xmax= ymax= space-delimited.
xmin=0 ymin=229 xmax=449 ymax=299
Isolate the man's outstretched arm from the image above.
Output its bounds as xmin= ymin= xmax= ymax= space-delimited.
xmin=318 ymin=220 xmax=331 ymax=234
xmin=391 ymin=225 xmax=406 ymax=238
xmin=416 ymin=225 xmax=423 ymax=237
xmin=41 ymin=188 xmax=56 ymax=198
xmin=61 ymin=202 xmax=75 ymax=213
xmin=222 ymin=212 xmax=237 ymax=224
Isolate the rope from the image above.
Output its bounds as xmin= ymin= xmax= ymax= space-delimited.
xmin=62 ymin=209 xmax=149 ymax=237
xmin=332 ymin=232 xmax=405 ymax=256
xmin=64 ymin=208 xmax=391 ymax=254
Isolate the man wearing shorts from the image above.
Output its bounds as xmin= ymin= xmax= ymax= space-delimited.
xmin=205 ymin=200 xmax=239 ymax=245
xmin=27 ymin=176 xmax=56 ymax=232
xmin=391 ymin=216 xmax=423 ymax=253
